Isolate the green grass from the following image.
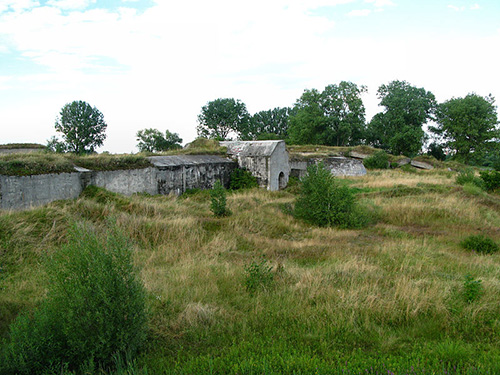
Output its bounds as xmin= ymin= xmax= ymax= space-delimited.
xmin=1 ymin=169 xmax=500 ymax=373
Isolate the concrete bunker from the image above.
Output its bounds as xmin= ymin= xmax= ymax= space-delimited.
xmin=220 ymin=140 xmax=290 ymax=191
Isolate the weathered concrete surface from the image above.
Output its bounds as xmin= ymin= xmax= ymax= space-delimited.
xmin=290 ymin=156 xmax=366 ymax=178
xmin=88 ymin=167 xmax=158 ymax=196
xmin=396 ymin=158 xmax=411 ymax=166
xmin=411 ymin=160 xmax=434 ymax=170
xmin=0 ymin=172 xmax=83 ymax=210
xmin=221 ymin=140 xmax=290 ymax=190
xmin=149 ymin=155 xmax=237 ymax=195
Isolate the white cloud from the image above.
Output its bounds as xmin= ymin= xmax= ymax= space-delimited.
xmin=46 ymin=0 xmax=96 ymax=10
xmin=448 ymin=5 xmax=465 ymax=12
xmin=365 ymin=0 xmax=395 ymax=7
xmin=0 ymin=0 xmax=39 ymax=13
xmin=471 ymin=3 xmax=480 ymax=10
xmin=348 ymin=9 xmax=371 ymax=16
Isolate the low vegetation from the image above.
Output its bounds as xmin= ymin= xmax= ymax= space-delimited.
xmin=1 ymin=167 xmax=500 ymax=374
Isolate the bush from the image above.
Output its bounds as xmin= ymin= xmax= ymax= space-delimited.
xmin=1 ymin=222 xmax=147 ymax=374
xmin=210 ymin=180 xmax=231 ymax=217
xmin=363 ymin=151 xmax=389 ymax=170
xmin=294 ymin=163 xmax=370 ymax=228
xmin=479 ymin=170 xmax=500 ymax=192
xmin=455 ymin=168 xmax=483 ymax=188
xmin=229 ymin=168 xmax=259 ymax=190
xmin=460 ymin=234 xmax=499 ymax=254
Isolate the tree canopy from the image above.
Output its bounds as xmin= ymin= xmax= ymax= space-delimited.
xmin=288 ymin=82 xmax=367 ymax=146
xmin=136 ymin=128 xmax=183 ymax=152
xmin=366 ymin=80 xmax=436 ymax=156
xmin=54 ymin=100 xmax=107 ymax=154
xmin=430 ymin=93 xmax=499 ymax=163
xmin=245 ymin=107 xmax=294 ymax=140
xmin=197 ymin=98 xmax=250 ymax=140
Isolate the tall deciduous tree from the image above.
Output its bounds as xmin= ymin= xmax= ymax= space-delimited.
xmin=246 ymin=107 xmax=295 ymax=140
xmin=197 ymin=98 xmax=250 ymax=140
xmin=366 ymin=80 xmax=436 ymax=156
xmin=288 ymin=82 xmax=367 ymax=146
xmin=136 ymin=128 xmax=183 ymax=152
xmin=430 ymin=93 xmax=499 ymax=163
xmin=54 ymin=100 xmax=107 ymax=154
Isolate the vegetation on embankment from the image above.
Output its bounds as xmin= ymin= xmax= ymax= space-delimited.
xmin=0 ymin=143 xmax=46 ymax=150
xmin=1 ymin=168 xmax=500 ymax=373
xmin=0 ymin=139 xmax=229 ymax=176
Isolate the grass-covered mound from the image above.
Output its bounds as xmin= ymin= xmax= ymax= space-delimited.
xmin=1 ymin=169 xmax=500 ymax=373
xmin=0 ymin=143 xmax=46 ymax=150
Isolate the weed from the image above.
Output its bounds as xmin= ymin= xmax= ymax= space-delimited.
xmin=463 ymin=274 xmax=482 ymax=304
xmin=456 ymin=168 xmax=483 ymax=188
xmin=229 ymin=168 xmax=259 ymax=190
xmin=244 ymin=258 xmax=274 ymax=295
xmin=461 ymin=234 xmax=499 ymax=254
xmin=363 ymin=150 xmax=390 ymax=170
xmin=479 ymin=170 xmax=500 ymax=192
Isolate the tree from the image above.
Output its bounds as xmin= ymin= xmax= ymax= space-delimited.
xmin=246 ymin=107 xmax=295 ymax=140
xmin=54 ymin=100 xmax=107 ymax=154
xmin=430 ymin=93 xmax=499 ymax=163
xmin=288 ymin=82 xmax=367 ymax=146
xmin=366 ymin=80 xmax=436 ymax=156
xmin=197 ymin=98 xmax=250 ymax=140
xmin=136 ymin=128 xmax=183 ymax=152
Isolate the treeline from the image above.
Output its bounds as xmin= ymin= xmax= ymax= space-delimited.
xmin=196 ymin=80 xmax=500 ymax=167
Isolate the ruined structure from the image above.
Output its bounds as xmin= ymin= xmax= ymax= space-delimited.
xmin=0 ymin=155 xmax=237 ymax=210
xmin=221 ymin=140 xmax=290 ymax=191
xmin=290 ymin=156 xmax=366 ymax=179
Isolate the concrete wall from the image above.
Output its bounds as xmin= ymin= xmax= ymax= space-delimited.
xmin=290 ymin=157 xmax=366 ymax=179
xmin=0 ymin=172 xmax=83 ymax=210
xmin=0 ymin=155 xmax=237 ymax=210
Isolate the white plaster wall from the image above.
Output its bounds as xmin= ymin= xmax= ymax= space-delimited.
xmin=269 ymin=141 xmax=290 ymax=190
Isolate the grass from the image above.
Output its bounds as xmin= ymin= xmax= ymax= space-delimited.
xmin=1 ymin=169 xmax=500 ymax=373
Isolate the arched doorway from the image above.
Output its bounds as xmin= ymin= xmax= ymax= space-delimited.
xmin=278 ymin=172 xmax=286 ymax=190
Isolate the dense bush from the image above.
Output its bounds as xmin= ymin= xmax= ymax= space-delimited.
xmin=363 ymin=150 xmax=389 ymax=170
xmin=460 ymin=234 xmax=499 ymax=254
xmin=210 ymin=180 xmax=231 ymax=217
xmin=294 ymin=163 xmax=370 ymax=228
xmin=479 ymin=170 xmax=500 ymax=192
xmin=1 ymin=223 xmax=147 ymax=374
xmin=229 ymin=168 xmax=259 ymax=190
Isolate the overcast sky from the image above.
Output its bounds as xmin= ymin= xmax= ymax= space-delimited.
xmin=1 ymin=0 xmax=499 ymax=153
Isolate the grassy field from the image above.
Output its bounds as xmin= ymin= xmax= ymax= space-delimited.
xmin=1 ymin=168 xmax=499 ymax=374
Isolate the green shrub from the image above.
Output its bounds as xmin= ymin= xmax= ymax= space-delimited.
xmin=460 ymin=234 xmax=499 ymax=254
xmin=363 ymin=151 xmax=389 ymax=170
xmin=456 ymin=168 xmax=483 ymax=188
xmin=244 ymin=258 xmax=274 ymax=295
xmin=1 ymin=222 xmax=147 ymax=374
xmin=210 ymin=180 xmax=231 ymax=217
xmin=229 ymin=168 xmax=259 ymax=190
xmin=479 ymin=170 xmax=500 ymax=192
xmin=294 ymin=163 xmax=370 ymax=228
xmin=463 ymin=274 xmax=483 ymax=304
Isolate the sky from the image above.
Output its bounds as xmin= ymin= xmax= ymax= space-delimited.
xmin=1 ymin=0 xmax=499 ymax=153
